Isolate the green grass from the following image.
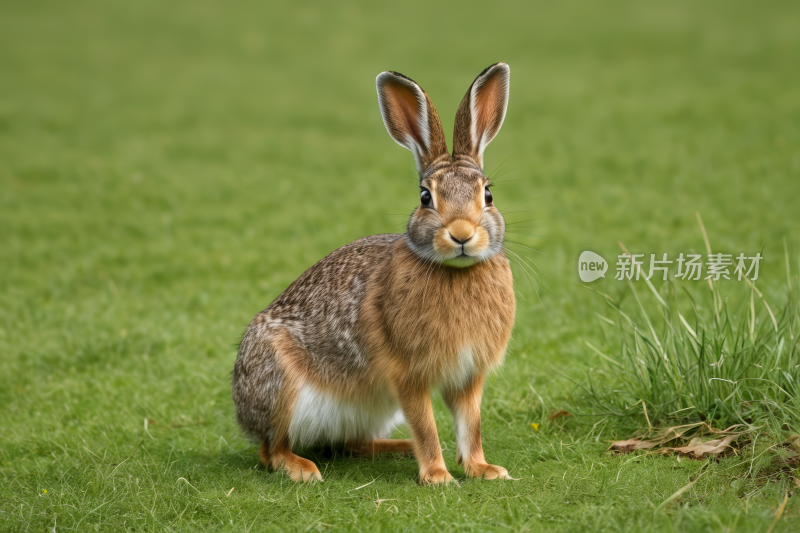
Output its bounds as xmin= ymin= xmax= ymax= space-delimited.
xmin=2 ymin=0 xmax=800 ymax=530
xmin=580 ymin=246 xmax=800 ymax=432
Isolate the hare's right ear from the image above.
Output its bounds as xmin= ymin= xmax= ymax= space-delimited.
xmin=452 ymin=63 xmax=510 ymax=169
xmin=376 ymin=71 xmax=449 ymax=176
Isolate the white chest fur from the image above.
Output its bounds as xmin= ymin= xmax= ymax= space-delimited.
xmin=438 ymin=345 xmax=479 ymax=391
xmin=288 ymin=383 xmax=405 ymax=447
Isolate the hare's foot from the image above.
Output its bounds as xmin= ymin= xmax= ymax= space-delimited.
xmin=463 ymin=462 xmax=512 ymax=480
xmin=260 ymin=439 xmax=323 ymax=483
xmin=419 ymin=466 xmax=455 ymax=486
xmin=346 ymin=438 xmax=414 ymax=458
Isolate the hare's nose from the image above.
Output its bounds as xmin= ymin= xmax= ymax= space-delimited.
xmin=447 ymin=220 xmax=475 ymax=244
xmin=449 ymin=233 xmax=471 ymax=245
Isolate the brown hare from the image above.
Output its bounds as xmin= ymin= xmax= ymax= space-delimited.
xmin=232 ymin=63 xmax=515 ymax=485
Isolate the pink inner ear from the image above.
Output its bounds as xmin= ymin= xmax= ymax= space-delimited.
xmin=384 ymin=80 xmax=424 ymax=149
xmin=473 ymin=70 xmax=504 ymax=146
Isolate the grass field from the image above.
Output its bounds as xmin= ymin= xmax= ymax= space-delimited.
xmin=2 ymin=0 xmax=800 ymax=530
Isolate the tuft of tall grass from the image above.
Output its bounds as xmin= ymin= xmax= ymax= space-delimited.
xmin=580 ymin=242 xmax=800 ymax=435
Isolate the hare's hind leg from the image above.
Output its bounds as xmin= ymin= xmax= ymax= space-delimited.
xmin=260 ymin=437 xmax=322 ymax=482
xmin=345 ymin=438 xmax=414 ymax=458
xmin=255 ymin=328 xmax=323 ymax=483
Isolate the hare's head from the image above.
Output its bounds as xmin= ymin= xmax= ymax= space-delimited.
xmin=377 ymin=63 xmax=510 ymax=268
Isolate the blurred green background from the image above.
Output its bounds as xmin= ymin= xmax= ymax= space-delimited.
xmin=1 ymin=0 xmax=799 ymax=531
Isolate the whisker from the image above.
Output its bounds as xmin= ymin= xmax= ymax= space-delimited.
xmin=504 ymin=240 xmax=549 ymax=258
xmin=486 ymin=152 xmax=517 ymax=179
xmin=488 ymin=178 xmax=534 ymax=187
xmin=504 ymin=231 xmax=552 ymax=242
xmin=498 ymin=195 xmax=542 ymax=211
xmin=434 ymin=260 xmax=443 ymax=299
xmin=505 ymin=218 xmax=549 ymax=226
xmin=490 ymin=164 xmax=528 ymax=182
xmin=408 ymin=255 xmax=432 ymax=286
xmin=513 ymin=286 xmax=527 ymax=301
xmin=502 ymin=262 xmax=527 ymax=302
xmin=504 ymin=246 xmax=554 ymax=290
xmin=503 ymin=246 xmax=543 ymax=282
xmin=504 ymin=249 xmax=543 ymax=305
xmin=420 ymin=255 xmax=441 ymax=309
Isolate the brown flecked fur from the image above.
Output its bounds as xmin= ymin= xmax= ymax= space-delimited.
xmin=232 ymin=63 xmax=515 ymax=485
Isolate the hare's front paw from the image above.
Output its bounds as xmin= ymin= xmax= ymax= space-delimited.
xmin=420 ymin=467 xmax=454 ymax=486
xmin=464 ymin=462 xmax=513 ymax=480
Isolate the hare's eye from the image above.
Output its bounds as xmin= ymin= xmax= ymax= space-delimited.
xmin=420 ymin=188 xmax=432 ymax=207
xmin=484 ymin=187 xmax=493 ymax=205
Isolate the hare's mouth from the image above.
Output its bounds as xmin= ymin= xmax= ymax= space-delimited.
xmin=442 ymin=253 xmax=479 ymax=268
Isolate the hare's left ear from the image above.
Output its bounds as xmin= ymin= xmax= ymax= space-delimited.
xmin=376 ymin=71 xmax=449 ymax=177
xmin=452 ymin=63 xmax=510 ymax=169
